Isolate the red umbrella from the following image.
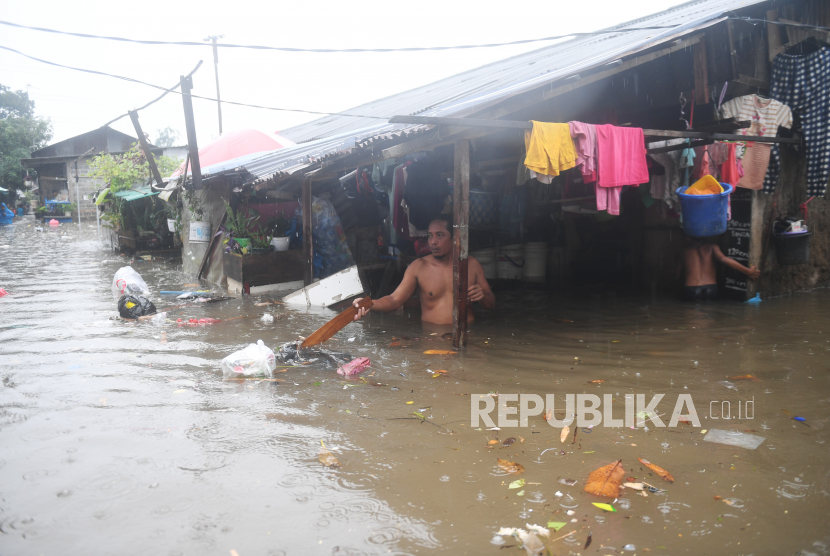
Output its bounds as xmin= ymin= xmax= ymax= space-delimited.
xmin=171 ymin=129 xmax=294 ymax=177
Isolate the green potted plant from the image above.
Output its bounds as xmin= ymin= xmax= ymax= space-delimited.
xmin=249 ymin=224 xmax=275 ymax=254
xmin=223 ymin=201 xmax=256 ymax=253
xmin=62 ymin=202 xmax=77 ymax=216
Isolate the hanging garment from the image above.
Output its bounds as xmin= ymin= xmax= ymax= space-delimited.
xmin=524 ymin=122 xmax=577 ymax=180
xmin=720 ymin=94 xmax=793 ymax=138
xmin=763 ymin=48 xmax=830 ymax=197
xmin=372 ymin=159 xmax=397 ymax=192
xmin=595 ymin=125 xmax=649 ymax=188
xmin=647 ymin=138 xmax=685 ymax=208
xmin=719 ymin=143 xmax=740 ymax=186
xmin=594 ymin=184 xmax=622 ymax=215
xmin=392 ymin=162 xmax=412 ymax=241
xmin=402 ymin=158 xmax=448 ymax=230
xmin=720 ymin=93 xmax=792 ymax=190
xmin=569 ymin=121 xmax=598 ymax=183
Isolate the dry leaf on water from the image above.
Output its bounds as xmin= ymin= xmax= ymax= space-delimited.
xmin=560 ymin=426 xmax=570 ymax=443
xmin=388 ymin=341 xmax=401 ymax=347
xmin=730 ymin=374 xmax=760 ymax=381
xmin=319 ymin=440 xmax=340 ymax=468
xmin=497 ymin=458 xmax=525 ymax=475
xmin=638 ymin=457 xmax=674 ymax=483
xmin=544 ymin=409 xmax=553 ymax=422
xmin=588 ymin=379 xmax=605 ymax=383
xmin=584 ymin=460 xmax=625 ymax=497
xmin=502 ymin=437 xmax=516 ymax=447
xmin=488 ymin=440 xmax=499 ymax=445
xmin=423 ymin=350 xmax=454 ymax=355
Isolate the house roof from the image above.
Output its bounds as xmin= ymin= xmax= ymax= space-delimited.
xmin=197 ymin=0 xmax=769 ymax=186
xmin=28 ymin=126 xmax=147 ymax=160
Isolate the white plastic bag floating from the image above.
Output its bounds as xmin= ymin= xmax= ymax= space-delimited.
xmin=220 ymin=340 xmax=277 ymax=378
xmin=112 ymin=267 xmax=150 ymax=300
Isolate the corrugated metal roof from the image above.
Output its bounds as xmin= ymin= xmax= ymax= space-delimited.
xmin=228 ymin=0 xmax=767 ymax=185
xmin=113 ymin=186 xmax=157 ymax=202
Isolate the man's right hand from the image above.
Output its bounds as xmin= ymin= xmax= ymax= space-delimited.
xmin=747 ymin=265 xmax=761 ymax=281
xmin=353 ymin=297 xmax=371 ymax=321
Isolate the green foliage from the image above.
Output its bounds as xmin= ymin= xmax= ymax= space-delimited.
xmin=223 ymin=200 xmax=257 ymax=238
xmin=0 ymin=84 xmax=52 ymax=193
xmin=153 ymin=127 xmax=179 ymax=148
xmin=88 ymin=143 xmax=181 ymax=196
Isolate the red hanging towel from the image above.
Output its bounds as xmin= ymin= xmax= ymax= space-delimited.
xmin=595 ymin=125 xmax=649 ymax=188
xmin=719 ymin=143 xmax=740 ymax=186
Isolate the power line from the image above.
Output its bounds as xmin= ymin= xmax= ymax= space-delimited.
xmin=0 ymin=44 xmax=390 ymax=120
xmin=0 ymin=19 xmax=682 ymax=53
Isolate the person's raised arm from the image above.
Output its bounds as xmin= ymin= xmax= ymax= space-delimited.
xmin=467 ymin=257 xmax=495 ymax=310
xmin=712 ymin=245 xmax=761 ymax=280
xmin=353 ymin=261 xmax=420 ymax=320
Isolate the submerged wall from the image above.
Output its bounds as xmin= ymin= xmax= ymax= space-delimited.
xmin=181 ymin=182 xmax=229 ymax=285
xmin=757 ymin=146 xmax=829 ymax=297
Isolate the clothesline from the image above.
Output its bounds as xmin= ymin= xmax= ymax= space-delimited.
xmin=387 ymin=115 xmax=802 ymax=145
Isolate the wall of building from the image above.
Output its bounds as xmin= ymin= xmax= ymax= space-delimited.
xmin=181 ymin=181 xmax=229 ymax=285
xmin=65 ymin=157 xmax=107 ymax=222
xmin=756 ymin=146 xmax=829 ymax=297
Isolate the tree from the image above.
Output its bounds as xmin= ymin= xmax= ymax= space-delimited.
xmin=0 ymin=84 xmax=52 ymax=194
xmin=153 ymin=127 xmax=180 ymax=147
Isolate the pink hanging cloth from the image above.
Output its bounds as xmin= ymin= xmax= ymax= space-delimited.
xmin=595 ymin=125 xmax=649 ymax=188
xmin=568 ymin=121 xmax=598 ymax=183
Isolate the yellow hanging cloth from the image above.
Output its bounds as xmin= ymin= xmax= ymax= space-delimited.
xmin=685 ymin=174 xmax=724 ymax=195
xmin=524 ymin=121 xmax=576 ymax=178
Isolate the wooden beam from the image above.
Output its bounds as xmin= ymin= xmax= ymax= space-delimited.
xmin=302 ymin=179 xmax=313 ymax=286
xmin=128 ymin=111 xmax=164 ymax=186
xmin=647 ymin=139 xmax=714 ymax=154
xmin=693 ymin=38 xmax=709 ymax=104
xmin=198 ymin=210 xmax=227 ymax=280
xmin=642 ymin=129 xmax=799 ymax=144
xmin=452 ymin=139 xmax=470 ymax=350
xmin=766 ymin=9 xmax=783 ymax=64
xmin=746 ymin=190 xmax=766 ymax=299
xmin=179 ymin=75 xmax=203 ymax=190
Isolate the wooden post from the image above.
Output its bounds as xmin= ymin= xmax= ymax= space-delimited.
xmin=766 ymin=9 xmax=783 ymax=63
xmin=746 ymin=190 xmax=767 ymax=299
xmin=302 ymin=179 xmax=313 ymax=286
xmin=128 ymin=110 xmax=165 ymax=187
xmin=452 ymin=139 xmax=470 ymax=349
xmin=179 ymin=75 xmax=203 ymax=190
xmin=693 ymin=38 xmax=709 ymax=105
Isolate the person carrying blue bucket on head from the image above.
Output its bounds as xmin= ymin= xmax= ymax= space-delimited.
xmin=0 ymin=203 xmax=15 ymax=225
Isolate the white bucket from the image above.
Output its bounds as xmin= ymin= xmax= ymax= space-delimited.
xmin=497 ymin=244 xmax=524 ymax=280
xmin=189 ymin=221 xmax=211 ymax=243
xmin=470 ymin=247 xmax=496 ymax=280
xmin=271 ymin=236 xmax=290 ymax=252
xmin=522 ymin=242 xmax=548 ymax=281
xmin=167 ymin=219 xmax=176 ymax=232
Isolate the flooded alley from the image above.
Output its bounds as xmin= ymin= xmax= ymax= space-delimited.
xmin=1 ymin=222 xmax=829 ymax=555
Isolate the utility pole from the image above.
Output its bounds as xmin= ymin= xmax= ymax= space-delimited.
xmin=204 ymin=35 xmax=224 ymax=135
xmin=180 ymin=75 xmax=203 ymax=191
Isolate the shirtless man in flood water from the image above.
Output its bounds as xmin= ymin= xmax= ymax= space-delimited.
xmin=352 ymin=215 xmax=495 ymax=324
xmin=681 ymin=236 xmax=760 ymax=300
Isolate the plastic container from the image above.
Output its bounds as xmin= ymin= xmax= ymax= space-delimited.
xmin=469 ymin=190 xmax=499 ymax=227
xmin=774 ymin=231 xmax=811 ymax=265
xmin=271 ymin=236 xmax=290 ymax=251
xmin=497 ymin=244 xmax=524 ymax=280
xmin=167 ymin=219 xmax=176 ymax=232
xmin=522 ymin=242 xmax=548 ymax=281
xmin=235 ymin=237 xmax=251 ymax=249
xmin=676 ymin=183 xmax=733 ymax=237
xmin=470 ymin=247 xmax=496 ymax=280
xmin=16 ymin=208 xmax=23 ymax=216
xmin=112 ymin=267 xmax=150 ymax=300
xmin=189 ymin=220 xmax=211 ymax=243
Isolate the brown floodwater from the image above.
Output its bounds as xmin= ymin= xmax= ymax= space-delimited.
xmin=1 ymin=219 xmax=829 ymax=555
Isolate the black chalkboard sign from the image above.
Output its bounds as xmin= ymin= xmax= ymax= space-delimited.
xmin=722 ymin=189 xmax=752 ymax=300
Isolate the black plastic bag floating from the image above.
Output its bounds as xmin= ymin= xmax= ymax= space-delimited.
xmin=118 ymin=294 xmax=157 ymax=319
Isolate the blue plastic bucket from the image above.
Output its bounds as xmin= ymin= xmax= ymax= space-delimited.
xmin=676 ymin=183 xmax=733 ymax=237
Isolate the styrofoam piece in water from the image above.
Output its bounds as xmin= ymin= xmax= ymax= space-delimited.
xmin=282 ymin=265 xmax=363 ymax=307
xmin=703 ymin=428 xmax=765 ymax=450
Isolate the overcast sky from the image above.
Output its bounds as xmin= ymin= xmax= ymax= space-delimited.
xmin=1 ymin=0 xmax=689 ymax=148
